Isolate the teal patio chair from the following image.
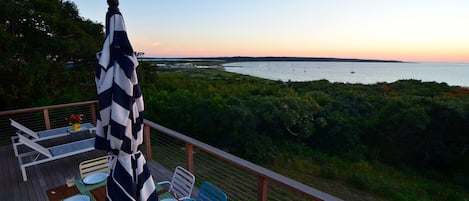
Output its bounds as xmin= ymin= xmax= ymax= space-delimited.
xmin=185 ymin=181 xmax=227 ymax=201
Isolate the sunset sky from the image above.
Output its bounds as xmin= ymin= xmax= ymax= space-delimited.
xmin=70 ymin=0 xmax=469 ymax=63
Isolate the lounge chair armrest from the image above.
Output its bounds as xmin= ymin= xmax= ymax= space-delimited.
xmin=10 ymin=119 xmax=39 ymax=139
xmin=157 ymin=181 xmax=170 ymax=185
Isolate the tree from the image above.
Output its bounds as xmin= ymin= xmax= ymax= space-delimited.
xmin=0 ymin=0 xmax=104 ymax=109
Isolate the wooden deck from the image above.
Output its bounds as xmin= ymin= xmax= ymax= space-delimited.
xmin=0 ymin=142 xmax=173 ymax=201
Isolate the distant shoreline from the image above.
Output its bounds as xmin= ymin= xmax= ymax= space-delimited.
xmin=140 ymin=56 xmax=404 ymax=63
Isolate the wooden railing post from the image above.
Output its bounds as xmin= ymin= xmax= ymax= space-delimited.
xmin=90 ymin=103 xmax=97 ymax=125
xmin=258 ymin=176 xmax=268 ymax=201
xmin=43 ymin=109 xmax=51 ymax=129
xmin=186 ymin=143 xmax=194 ymax=173
xmin=143 ymin=124 xmax=152 ymax=160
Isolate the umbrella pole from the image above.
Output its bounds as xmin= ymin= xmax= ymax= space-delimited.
xmin=106 ymin=0 xmax=120 ymax=37
xmin=107 ymin=0 xmax=119 ymax=8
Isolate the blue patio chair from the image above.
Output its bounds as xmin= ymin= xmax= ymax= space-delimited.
xmin=184 ymin=181 xmax=227 ymax=201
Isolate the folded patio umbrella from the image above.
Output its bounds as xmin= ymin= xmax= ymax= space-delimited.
xmin=95 ymin=2 xmax=158 ymax=200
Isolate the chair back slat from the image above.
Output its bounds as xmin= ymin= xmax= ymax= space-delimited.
xmin=11 ymin=119 xmax=39 ymax=139
xmin=18 ymin=134 xmax=52 ymax=158
xmin=169 ymin=166 xmax=196 ymax=199
xmin=79 ymin=155 xmax=111 ymax=178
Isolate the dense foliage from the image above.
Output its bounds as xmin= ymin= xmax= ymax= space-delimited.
xmin=137 ymin=66 xmax=469 ymax=200
xmin=0 ymin=0 xmax=103 ymax=109
xmin=140 ymin=67 xmax=469 ymax=174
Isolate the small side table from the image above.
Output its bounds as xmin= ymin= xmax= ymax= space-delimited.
xmin=67 ymin=123 xmax=94 ymax=135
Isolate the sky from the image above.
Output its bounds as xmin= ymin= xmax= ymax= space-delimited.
xmin=69 ymin=0 xmax=469 ymax=63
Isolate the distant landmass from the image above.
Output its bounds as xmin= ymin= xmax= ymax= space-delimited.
xmin=140 ymin=56 xmax=403 ymax=63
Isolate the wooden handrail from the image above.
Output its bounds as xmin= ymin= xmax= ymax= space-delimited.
xmin=0 ymin=101 xmax=98 ymax=116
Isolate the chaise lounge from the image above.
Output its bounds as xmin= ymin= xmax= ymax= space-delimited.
xmin=10 ymin=119 xmax=95 ymax=156
xmin=16 ymin=133 xmax=95 ymax=181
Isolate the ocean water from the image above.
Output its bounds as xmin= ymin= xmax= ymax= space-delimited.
xmin=223 ymin=62 xmax=469 ymax=87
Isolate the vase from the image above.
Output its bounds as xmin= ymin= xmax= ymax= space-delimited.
xmin=72 ymin=123 xmax=80 ymax=131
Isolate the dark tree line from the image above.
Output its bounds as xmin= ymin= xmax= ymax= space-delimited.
xmin=0 ymin=0 xmax=103 ymax=109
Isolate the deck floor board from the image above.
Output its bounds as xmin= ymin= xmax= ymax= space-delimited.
xmin=0 ymin=144 xmax=172 ymax=201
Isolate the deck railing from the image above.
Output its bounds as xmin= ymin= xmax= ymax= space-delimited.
xmin=0 ymin=101 xmax=343 ymax=201
xmin=0 ymin=101 xmax=98 ymax=146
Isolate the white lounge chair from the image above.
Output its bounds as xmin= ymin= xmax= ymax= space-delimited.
xmin=10 ymin=119 xmax=95 ymax=156
xmin=17 ymin=133 xmax=95 ymax=181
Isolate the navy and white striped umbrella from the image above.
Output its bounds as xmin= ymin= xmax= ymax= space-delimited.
xmin=95 ymin=4 xmax=158 ymax=201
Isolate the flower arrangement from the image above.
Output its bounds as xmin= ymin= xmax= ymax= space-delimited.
xmin=65 ymin=114 xmax=84 ymax=124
